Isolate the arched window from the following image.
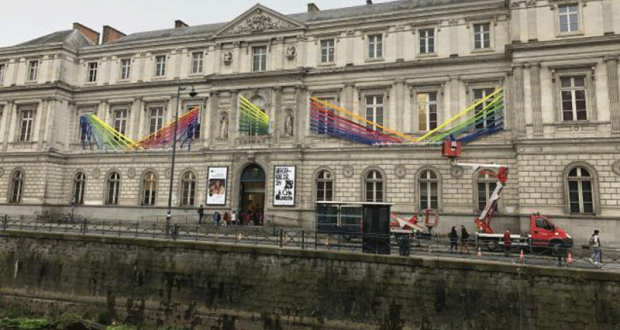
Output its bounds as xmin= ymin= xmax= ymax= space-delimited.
xmin=316 ymin=170 xmax=333 ymax=202
xmin=567 ymin=167 xmax=594 ymax=214
xmin=142 ymin=172 xmax=157 ymax=206
xmin=106 ymin=172 xmax=121 ymax=205
xmin=477 ymin=171 xmax=498 ymax=212
xmin=365 ymin=170 xmax=383 ymax=202
xmin=419 ymin=170 xmax=438 ymax=210
xmin=9 ymin=170 xmax=24 ymax=203
xmin=181 ymin=171 xmax=196 ymax=206
xmin=73 ymin=172 xmax=86 ymax=205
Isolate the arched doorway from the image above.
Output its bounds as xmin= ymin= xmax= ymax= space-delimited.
xmin=239 ymin=164 xmax=266 ymax=213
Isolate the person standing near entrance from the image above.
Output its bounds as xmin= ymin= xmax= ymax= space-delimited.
xmin=460 ymin=225 xmax=470 ymax=254
xmin=448 ymin=226 xmax=458 ymax=253
xmin=231 ymin=211 xmax=237 ymax=226
xmin=197 ymin=205 xmax=204 ymax=224
xmin=589 ymin=229 xmax=601 ymax=267
xmin=213 ymin=211 xmax=221 ymax=227
xmin=503 ymin=229 xmax=512 ymax=257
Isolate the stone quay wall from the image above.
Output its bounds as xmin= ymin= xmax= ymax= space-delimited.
xmin=0 ymin=231 xmax=618 ymax=330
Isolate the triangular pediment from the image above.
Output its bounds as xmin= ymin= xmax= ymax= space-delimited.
xmin=213 ymin=4 xmax=306 ymax=37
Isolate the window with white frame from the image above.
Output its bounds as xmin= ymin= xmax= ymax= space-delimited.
xmin=191 ymin=52 xmax=204 ymax=74
xmin=0 ymin=64 xmax=5 ymax=83
xmin=365 ymin=95 xmax=384 ymax=132
xmin=567 ymin=167 xmax=594 ymax=214
xmin=477 ymin=171 xmax=498 ymax=212
xmin=418 ymin=92 xmax=438 ymax=131
xmin=316 ymin=170 xmax=333 ymax=202
xmin=19 ymin=109 xmax=34 ymax=142
xmin=155 ymin=55 xmax=166 ymax=77
xmin=113 ymin=109 xmax=128 ymax=135
xmin=9 ymin=170 xmax=24 ymax=204
xmin=181 ymin=171 xmax=196 ymax=206
xmin=148 ymin=106 xmax=164 ymax=135
xmin=368 ymin=34 xmax=383 ymax=59
xmin=473 ymin=23 xmax=491 ymax=49
xmin=321 ymin=39 xmax=335 ymax=63
xmin=558 ymin=4 xmax=579 ymax=33
xmin=120 ymin=59 xmax=131 ymax=80
xmin=419 ymin=29 xmax=435 ymax=54
xmin=142 ymin=171 xmax=157 ymax=206
xmin=560 ymin=76 xmax=587 ymax=121
xmin=365 ymin=170 xmax=383 ymax=202
xmin=419 ymin=170 xmax=438 ymax=210
xmin=73 ymin=172 xmax=86 ymax=205
xmin=252 ymin=46 xmax=267 ymax=72
xmin=473 ymin=88 xmax=496 ymax=129
xmin=87 ymin=62 xmax=98 ymax=82
xmin=27 ymin=60 xmax=39 ymax=81
xmin=106 ymin=172 xmax=121 ymax=205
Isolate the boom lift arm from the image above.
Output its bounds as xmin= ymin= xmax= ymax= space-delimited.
xmin=442 ymin=139 xmax=509 ymax=234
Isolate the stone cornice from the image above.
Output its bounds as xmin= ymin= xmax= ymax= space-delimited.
xmin=506 ymin=35 xmax=620 ymax=56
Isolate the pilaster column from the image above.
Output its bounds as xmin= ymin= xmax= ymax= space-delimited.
xmin=603 ymin=0 xmax=614 ymax=35
xmin=229 ymin=91 xmax=238 ymax=144
xmin=530 ymin=63 xmax=543 ymax=135
xmin=205 ymin=92 xmax=219 ymax=147
xmin=2 ymin=101 xmax=14 ymax=151
xmin=396 ymin=25 xmax=405 ymax=62
xmin=527 ymin=2 xmax=538 ymax=41
xmin=213 ymin=44 xmax=222 ymax=74
xmin=605 ymin=56 xmax=620 ymax=133
xmin=513 ymin=64 xmax=526 ymax=136
xmin=273 ymin=86 xmax=282 ymax=144
xmin=295 ymin=86 xmax=306 ymax=144
xmin=344 ymin=83 xmax=355 ymax=120
xmin=346 ymin=31 xmax=355 ymax=66
xmin=450 ymin=76 xmax=460 ymax=119
xmin=394 ymin=79 xmax=405 ymax=133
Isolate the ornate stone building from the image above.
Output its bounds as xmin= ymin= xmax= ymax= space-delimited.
xmin=0 ymin=0 xmax=619 ymax=242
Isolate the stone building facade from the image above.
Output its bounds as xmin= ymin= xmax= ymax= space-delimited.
xmin=0 ymin=0 xmax=619 ymax=242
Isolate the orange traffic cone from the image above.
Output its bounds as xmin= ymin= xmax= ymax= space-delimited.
xmin=477 ymin=247 xmax=482 ymax=257
xmin=567 ymin=252 xmax=573 ymax=267
xmin=519 ymin=249 xmax=524 ymax=263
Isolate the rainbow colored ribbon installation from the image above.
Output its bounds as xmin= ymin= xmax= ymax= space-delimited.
xmin=238 ymin=96 xmax=270 ymax=135
xmin=79 ymin=108 xmax=200 ymax=151
xmin=309 ymin=88 xmax=504 ymax=146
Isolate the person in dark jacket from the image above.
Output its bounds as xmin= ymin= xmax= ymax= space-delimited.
xmin=197 ymin=205 xmax=204 ymax=224
xmin=460 ymin=225 xmax=470 ymax=254
xmin=503 ymin=229 xmax=512 ymax=257
xmin=448 ymin=226 xmax=458 ymax=253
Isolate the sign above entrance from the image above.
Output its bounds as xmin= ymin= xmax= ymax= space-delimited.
xmin=273 ymin=165 xmax=296 ymax=207
xmin=207 ymin=167 xmax=228 ymax=205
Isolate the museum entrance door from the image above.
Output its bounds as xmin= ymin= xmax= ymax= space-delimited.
xmin=239 ymin=164 xmax=266 ymax=215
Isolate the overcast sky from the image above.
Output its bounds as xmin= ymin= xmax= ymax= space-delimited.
xmin=0 ymin=0 xmax=392 ymax=47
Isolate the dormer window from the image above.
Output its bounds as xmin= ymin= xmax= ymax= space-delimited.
xmin=27 ymin=60 xmax=39 ymax=81
xmin=87 ymin=62 xmax=98 ymax=82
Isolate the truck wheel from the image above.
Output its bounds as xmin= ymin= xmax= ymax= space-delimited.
xmin=486 ymin=240 xmax=499 ymax=252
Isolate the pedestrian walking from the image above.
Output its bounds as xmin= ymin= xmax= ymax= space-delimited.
xmin=448 ymin=226 xmax=458 ymax=253
xmin=231 ymin=211 xmax=237 ymax=226
xmin=223 ymin=212 xmax=231 ymax=226
xmin=503 ymin=229 xmax=512 ymax=257
xmin=460 ymin=225 xmax=470 ymax=254
xmin=197 ymin=205 xmax=204 ymax=224
xmin=213 ymin=211 xmax=221 ymax=227
xmin=589 ymin=229 xmax=602 ymax=267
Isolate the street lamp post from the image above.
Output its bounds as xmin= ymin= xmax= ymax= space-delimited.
xmin=166 ymin=82 xmax=197 ymax=238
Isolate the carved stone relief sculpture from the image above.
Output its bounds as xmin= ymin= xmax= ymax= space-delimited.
xmin=285 ymin=45 xmax=297 ymax=60
xmin=223 ymin=51 xmax=233 ymax=66
xmin=219 ymin=113 xmax=229 ymax=139
xmin=284 ymin=111 xmax=294 ymax=137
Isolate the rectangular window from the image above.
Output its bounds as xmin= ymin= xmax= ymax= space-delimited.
xmin=191 ymin=52 xmax=204 ymax=74
xmin=28 ymin=60 xmax=39 ymax=81
xmin=473 ymin=23 xmax=491 ymax=49
xmin=560 ymin=76 xmax=587 ymax=121
xmin=155 ymin=55 xmax=166 ymax=77
xmin=120 ymin=59 xmax=131 ymax=80
xmin=419 ymin=29 xmax=435 ymax=54
xmin=113 ymin=109 xmax=128 ymax=135
xmin=87 ymin=62 xmax=98 ymax=82
xmin=252 ymin=46 xmax=267 ymax=72
xmin=19 ymin=110 xmax=34 ymax=142
xmin=148 ymin=107 xmax=164 ymax=135
xmin=365 ymin=95 xmax=384 ymax=132
xmin=321 ymin=39 xmax=335 ymax=63
xmin=368 ymin=34 xmax=383 ymax=59
xmin=473 ymin=88 xmax=496 ymax=129
xmin=418 ymin=92 xmax=438 ymax=131
xmin=558 ymin=4 xmax=579 ymax=33
xmin=0 ymin=64 xmax=5 ymax=83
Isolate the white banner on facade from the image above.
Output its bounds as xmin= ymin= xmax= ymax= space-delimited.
xmin=273 ymin=165 xmax=296 ymax=206
xmin=206 ymin=167 xmax=228 ymax=205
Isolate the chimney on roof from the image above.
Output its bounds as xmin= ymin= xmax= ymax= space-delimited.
xmin=102 ymin=25 xmax=126 ymax=44
xmin=366 ymin=0 xmax=372 ymax=4
xmin=175 ymin=20 xmax=189 ymax=29
xmin=73 ymin=22 xmax=100 ymax=45
xmin=307 ymin=3 xmax=320 ymax=12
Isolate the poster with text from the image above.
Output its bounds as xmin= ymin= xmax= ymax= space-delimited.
xmin=273 ymin=166 xmax=296 ymax=206
xmin=206 ymin=167 xmax=227 ymax=205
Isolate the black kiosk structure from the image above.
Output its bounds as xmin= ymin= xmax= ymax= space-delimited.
xmin=316 ymin=201 xmax=392 ymax=254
